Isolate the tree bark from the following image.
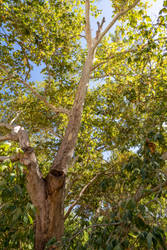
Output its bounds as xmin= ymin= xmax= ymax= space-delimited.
xmin=19 ymin=130 xmax=66 ymax=250
xmin=0 ymin=124 xmax=65 ymax=250
xmin=34 ymin=173 xmax=65 ymax=250
xmin=0 ymin=1 xmax=141 ymax=245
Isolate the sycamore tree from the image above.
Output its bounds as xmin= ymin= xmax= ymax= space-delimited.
xmin=0 ymin=0 xmax=167 ymax=249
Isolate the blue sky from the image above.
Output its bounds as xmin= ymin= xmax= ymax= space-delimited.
xmin=27 ymin=0 xmax=164 ymax=161
xmin=31 ymin=0 xmax=164 ymax=81
xmin=91 ymin=0 xmax=164 ymax=160
xmin=92 ymin=0 xmax=164 ymax=33
xmin=96 ymin=0 xmax=163 ymax=19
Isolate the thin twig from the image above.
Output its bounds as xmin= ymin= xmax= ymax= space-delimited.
xmin=10 ymin=111 xmax=22 ymax=125
xmin=91 ymin=48 xmax=136 ymax=71
xmin=65 ymin=222 xmax=120 ymax=250
xmin=64 ymin=173 xmax=100 ymax=219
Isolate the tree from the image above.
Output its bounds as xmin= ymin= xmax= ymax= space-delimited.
xmin=0 ymin=0 xmax=167 ymax=249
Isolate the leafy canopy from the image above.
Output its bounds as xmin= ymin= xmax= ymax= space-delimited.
xmin=0 ymin=0 xmax=167 ymax=249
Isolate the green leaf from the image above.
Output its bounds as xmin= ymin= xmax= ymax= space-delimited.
xmin=159 ymin=8 xmax=167 ymax=14
xmin=113 ymin=244 xmax=122 ymax=250
xmin=12 ymin=208 xmax=22 ymax=222
xmin=126 ymin=199 xmax=136 ymax=210
xmin=163 ymin=0 xmax=167 ymax=7
xmin=147 ymin=232 xmax=153 ymax=249
xmin=45 ymin=237 xmax=57 ymax=249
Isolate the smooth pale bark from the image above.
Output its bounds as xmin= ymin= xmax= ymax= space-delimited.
xmin=51 ymin=50 xmax=94 ymax=174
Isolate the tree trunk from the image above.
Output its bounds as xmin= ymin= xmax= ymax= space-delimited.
xmin=33 ymin=172 xmax=65 ymax=250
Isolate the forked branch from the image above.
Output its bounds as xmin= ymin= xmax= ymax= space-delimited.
xmin=96 ymin=17 xmax=106 ymax=40
xmin=93 ymin=0 xmax=140 ymax=49
xmin=0 ymin=122 xmax=46 ymax=208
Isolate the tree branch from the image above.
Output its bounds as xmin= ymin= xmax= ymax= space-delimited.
xmin=0 ymin=154 xmax=20 ymax=162
xmin=51 ymin=45 xmax=94 ymax=174
xmin=134 ymin=179 xmax=167 ymax=203
xmin=0 ymin=134 xmax=16 ymax=142
xmin=64 ymin=174 xmax=99 ymax=220
xmin=162 ymin=152 xmax=167 ymax=160
xmin=0 ymin=63 xmax=70 ymax=116
xmin=85 ymin=0 xmax=92 ymax=49
xmin=10 ymin=111 xmax=22 ymax=125
xmin=93 ymin=0 xmax=140 ymax=49
xmin=0 ymin=123 xmax=46 ymax=209
xmin=91 ymin=48 xmax=136 ymax=71
xmin=92 ymin=35 xmax=167 ymax=71
xmin=0 ymin=123 xmax=13 ymax=130
xmin=90 ymin=72 xmax=128 ymax=79
xmin=50 ymin=0 xmax=141 ymax=175
xmin=95 ymin=17 xmax=106 ymax=40
xmin=19 ymin=79 xmax=70 ymax=115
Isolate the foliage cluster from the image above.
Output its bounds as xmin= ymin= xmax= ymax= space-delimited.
xmin=0 ymin=0 xmax=167 ymax=249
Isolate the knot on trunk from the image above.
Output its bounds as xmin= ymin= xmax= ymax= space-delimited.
xmin=22 ymin=146 xmax=34 ymax=153
xmin=50 ymin=169 xmax=64 ymax=177
xmin=46 ymin=171 xmax=65 ymax=195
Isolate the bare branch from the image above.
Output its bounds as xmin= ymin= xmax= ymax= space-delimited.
xmin=64 ymin=174 xmax=99 ymax=219
xmin=93 ymin=0 xmax=140 ymax=49
xmin=79 ymin=34 xmax=86 ymax=40
xmin=51 ymin=45 xmax=94 ymax=174
xmin=0 ymin=122 xmax=46 ymax=209
xmin=0 ymin=123 xmax=20 ymax=142
xmin=95 ymin=17 xmax=106 ymax=40
xmin=85 ymin=0 xmax=92 ymax=48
